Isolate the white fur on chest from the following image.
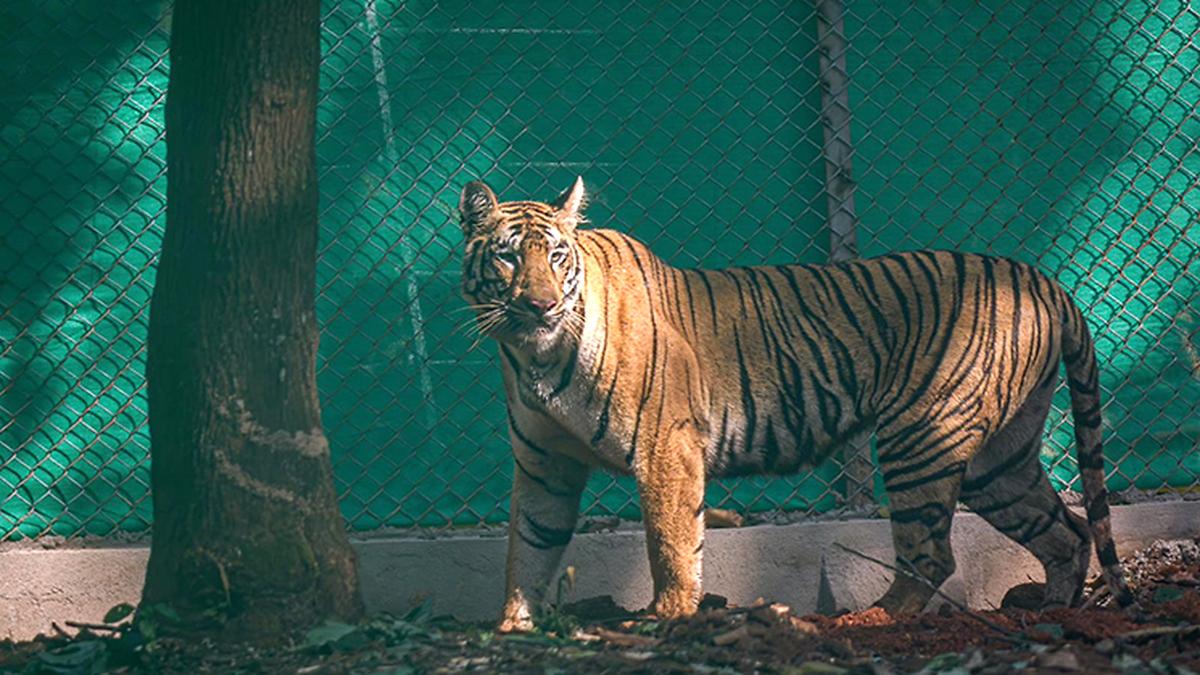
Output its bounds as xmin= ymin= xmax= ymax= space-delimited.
xmin=504 ymin=299 xmax=636 ymax=470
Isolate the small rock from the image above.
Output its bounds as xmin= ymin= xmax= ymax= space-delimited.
xmin=1001 ymin=582 xmax=1045 ymax=610
xmin=790 ymin=617 xmax=819 ymax=635
xmin=699 ymin=593 xmax=728 ymax=611
xmin=1094 ymin=638 xmax=1115 ymax=654
xmin=1033 ymin=647 xmax=1080 ymax=671
xmin=705 ymin=508 xmax=745 ymax=528
xmin=1030 ymin=622 xmax=1065 ymax=641
xmin=748 ymin=602 xmax=791 ymax=624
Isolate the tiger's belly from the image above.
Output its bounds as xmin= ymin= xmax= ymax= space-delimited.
xmin=698 ymin=397 xmax=871 ymax=479
xmin=515 ymin=371 xmax=865 ymax=484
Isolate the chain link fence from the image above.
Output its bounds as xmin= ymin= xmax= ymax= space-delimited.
xmin=2 ymin=0 xmax=1197 ymax=541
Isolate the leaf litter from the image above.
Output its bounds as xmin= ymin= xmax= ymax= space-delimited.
xmin=2 ymin=538 xmax=1198 ymax=674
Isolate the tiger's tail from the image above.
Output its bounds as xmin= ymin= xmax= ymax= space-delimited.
xmin=1061 ymin=300 xmax=1135 ymax=607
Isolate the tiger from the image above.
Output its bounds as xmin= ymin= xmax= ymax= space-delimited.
xmin=456 ymin=177 xmax=1134 ymax=632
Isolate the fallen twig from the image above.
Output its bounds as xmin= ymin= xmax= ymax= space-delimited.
xmin=1115 ymin=624 xmax=1200 ymax=644
xmin=832 ymin=542 xmax=1025 ymax=645
xmin=589 ymin=626 xmax=661 ymax=648
xmin=63 ymin=620 xmax=125 ymax=633
xmin=596 ymin=614 xmax=659 ymax=628
xmin=1081 ymin=583 xmax=1110 ymax=609
xmin=711 ymin=624 xmax=751 ymax=646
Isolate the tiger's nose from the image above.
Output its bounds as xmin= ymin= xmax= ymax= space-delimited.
xmin=526 ymin=297 xmax=558 ymax=314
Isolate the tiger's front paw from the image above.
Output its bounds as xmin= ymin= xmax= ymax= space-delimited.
xmin=497 ymin=594 xmax=535 ymax=633
xmin=651 ymin=586 xmax=700 ymax=621
xmin=497 ymin=615 xmax=534 ymax=633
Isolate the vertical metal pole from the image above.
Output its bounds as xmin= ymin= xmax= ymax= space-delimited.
xmin=816 ymin=0 xmax=873 ymax=508
xmin=363 ymin=0 xmax=436 ymax=429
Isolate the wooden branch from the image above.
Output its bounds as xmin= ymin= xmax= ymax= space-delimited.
xmin=64 ymin=620 xmax=125 ymax=633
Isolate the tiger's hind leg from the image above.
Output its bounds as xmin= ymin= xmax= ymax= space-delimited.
xmin=873 ymin=416 xmax=974 ymax=615
xmin=960 ymin=380 xmax=1092 ymax=608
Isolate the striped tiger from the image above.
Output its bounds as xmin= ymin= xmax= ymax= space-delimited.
xmin=457 ymin=177 xmax=1134 ymax=632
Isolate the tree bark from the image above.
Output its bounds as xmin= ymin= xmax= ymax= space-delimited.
xmin=142 ymin=0 xmax=362 ymax=639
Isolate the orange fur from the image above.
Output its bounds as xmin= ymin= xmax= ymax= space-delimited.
xmin=458 ymin=178 xmax=1133 ymax=630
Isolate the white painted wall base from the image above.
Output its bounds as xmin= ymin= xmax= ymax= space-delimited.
xmin=2 ymin=501 xmax=1196 ymax=641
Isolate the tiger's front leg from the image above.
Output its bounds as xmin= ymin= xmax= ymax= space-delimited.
xmin=498 ymin=439 xmax=589 ymax=633
xmin=636 ymin=418 xmax=708 ymax=619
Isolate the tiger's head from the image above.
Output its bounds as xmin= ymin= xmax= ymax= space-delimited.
xmin=458 ymin=177 xmax=587 ymax=351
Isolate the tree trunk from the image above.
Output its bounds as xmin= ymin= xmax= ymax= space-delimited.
xmin=142 ymin=0 xmax=362 ymax=639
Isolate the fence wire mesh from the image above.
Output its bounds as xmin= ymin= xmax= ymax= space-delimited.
xmin=1 ymin=0 xmax=1197 ymax=540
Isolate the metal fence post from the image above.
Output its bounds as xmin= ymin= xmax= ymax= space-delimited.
xmin=817 ymin=0 xmax=873 ymax=509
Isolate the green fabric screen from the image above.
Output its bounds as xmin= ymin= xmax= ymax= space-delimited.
xmin=1 ymin=0 xmax=1196 ymax=539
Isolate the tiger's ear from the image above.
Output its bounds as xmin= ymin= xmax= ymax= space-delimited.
xmin=552 ymin=176 xmax=587 ymax=233
xmin=459 ymin=180 xmax=498 ymax=235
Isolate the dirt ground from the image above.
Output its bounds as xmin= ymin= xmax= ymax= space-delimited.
xmin=3 ymin=538 xmax=1199 ymax=674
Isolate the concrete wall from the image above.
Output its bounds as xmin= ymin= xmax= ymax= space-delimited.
xmin=2 ymin=501 xmax=1196 ymax=641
